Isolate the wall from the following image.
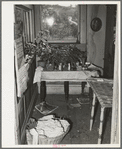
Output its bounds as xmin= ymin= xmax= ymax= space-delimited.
xmin=14 ymin=56 xmax=38 ymax=144
xmin=87 ymin=5 xmax=106 ymax=68
xmin=34 ymin=5 xmax=42 ymax=37
xmin=79 ymin=5 xmax=87 ymax=44
xmin=14 ymin=5 xmax=38 ymax=144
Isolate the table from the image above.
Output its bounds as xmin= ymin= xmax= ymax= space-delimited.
xmin=40 ymin=71 xmax=89 ymax=103
xmin=33 ymin=70 xmax=96 ymax=113
xmin=33 ymin=70 xmax=90 ymax=114
xmin=88 ymin=81 xmax=113 ymax=144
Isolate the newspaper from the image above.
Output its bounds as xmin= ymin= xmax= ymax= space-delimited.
xmin=14 ymin=37 xmax=28 ymax=97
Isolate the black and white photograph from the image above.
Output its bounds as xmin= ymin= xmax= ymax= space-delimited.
xmin=2 ymin=1 xmax=121 ymax=148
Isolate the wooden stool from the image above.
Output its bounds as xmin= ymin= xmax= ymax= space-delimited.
xmin=90 ymin=92 xmax=106 ymax=144
xmin=89 ymin=81 xmax=113 ymax=144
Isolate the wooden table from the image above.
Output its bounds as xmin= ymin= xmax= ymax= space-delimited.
xmin=34 ymin=69 xmax=113 ymax=142
xmin=40 ymin=71 xmax=89 ymax=103
xmin=88 ymin=81 xmax=113 ymax=144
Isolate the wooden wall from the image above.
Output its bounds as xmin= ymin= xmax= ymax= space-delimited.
xmin=14 ymin=57 xmax=38 ymax=144
xmin=103 ymin=5 xmax=116 ymax=78
xmin=14 ymin=5 xmax=38 ymax=144
xmin=111 ymin=4 xmax=120 ymax=143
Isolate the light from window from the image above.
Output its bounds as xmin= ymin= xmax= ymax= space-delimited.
xmin=41 ymin=4 xmax=78 ymax=43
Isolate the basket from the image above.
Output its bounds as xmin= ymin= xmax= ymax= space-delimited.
xmin=26 ymin=125 xmax=70 ymax=144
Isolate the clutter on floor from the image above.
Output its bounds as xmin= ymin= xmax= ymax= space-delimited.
xmin=31 ymin=94 xmax=111 ymax=144
xmin=35 ymin=101 xmax=58 ymax=115
xmin=69 ymin=93 xmax=90 ymax=108
xmin=26 ymin=115 xmax=70 ymax=144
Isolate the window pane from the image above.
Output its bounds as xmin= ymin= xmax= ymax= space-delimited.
xmin=26 ymin=12 xmax=30 ymax=42
xmin=14 ymin=7 xmax=23 ymax=40
xmin=41 ymin=4 xmax=78 ymax=42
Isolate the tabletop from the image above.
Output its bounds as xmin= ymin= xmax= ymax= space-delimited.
xmin=41 ymin=71 xmax=88 ymax=81
xmin=33 ymin=66 xmax=101 ymax=83
xmin=88 ymin=81 xmax=113 ymax=108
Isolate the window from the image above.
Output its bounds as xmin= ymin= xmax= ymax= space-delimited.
xmin=40 ymin=4 xmax=79 ymax=43
xmin=14 ymin=5 xmax=33 ymax=45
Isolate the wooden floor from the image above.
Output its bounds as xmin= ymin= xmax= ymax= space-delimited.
xmin=31 ymin=93 xmax=111 ymax=144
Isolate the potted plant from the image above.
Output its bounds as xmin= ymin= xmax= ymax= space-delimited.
xmin=35 ymin=30 xmax=52 ymax=68
xmin=24 ymin=30 xmax=52 ymax=67
xmin=24 ymin=42 xmax=37 ymax=63
xmin=24 ymin=30 xmax=87 ymax=71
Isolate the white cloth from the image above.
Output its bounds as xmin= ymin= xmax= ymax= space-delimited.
xmin=87 ymin=64 xmax=103 ymax=76
xmin=33 ymin=66 xmax=43 ymax=83
xmin=36 ymin=119 xmax=64 ymax=137
xmin=36 ymin=116 xmax=70 ymax=138
xmin=17 ymin=64 xmax=28 ymax=97
xmin=29 ymin=128 xmax=38 ymax=145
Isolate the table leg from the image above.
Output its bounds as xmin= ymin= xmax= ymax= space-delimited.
xmin=90 ymin=93 xmax=96 ymax=131
xmin=81 ymin=82 xmax=86 ymax=94
xmin=98 ymin=107 xmax=105 ymax=144
xmin=37 ymin=82 xmax=40 ymax=94
xmin=89 ymin=87 xmax=93 ymax=106
xmin=40 ymin=81 xmax=46 ymax=102
xmin=64 ymin=81 xmax=69 ymax=103
xmin=38 ymin=81 xmax=57 ymax=113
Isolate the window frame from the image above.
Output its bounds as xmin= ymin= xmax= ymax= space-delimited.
xmin=14 ymin=5 xmax=34 ymax=44
xmin=40 ymin=5 xmax=81 ymax=44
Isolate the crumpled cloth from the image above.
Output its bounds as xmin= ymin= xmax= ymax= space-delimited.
xmin=29 ymin=128 xmax=38 ymax=144
xmin=85 ymin=70 xmax=100 ymax=78
xmin=87 ymin=64 xmax=103 ymax=76
xmin=33 ymin=66 xmax=43 ymax=83
xmin=36 ymin=115 xmax=70 ymax=138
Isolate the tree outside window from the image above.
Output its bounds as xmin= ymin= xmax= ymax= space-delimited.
xmin=41 ymin=4 xmax=78 ymax=42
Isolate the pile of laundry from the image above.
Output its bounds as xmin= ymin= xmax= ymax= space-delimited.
xmin=26 ymin=115 xmax=70 ymax=144
xmin=36 ymin=115 xmax=69 ymax=137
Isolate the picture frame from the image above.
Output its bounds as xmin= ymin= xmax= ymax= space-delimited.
xmin=91 ymin=17 xmax=102 ymax=32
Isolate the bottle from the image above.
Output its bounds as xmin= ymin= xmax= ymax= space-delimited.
xmin=59 ymin=63 xmax=62 ymax=71
xmin=77 ymin=62 xmax=82 ymax=71
xmin=68 ymin=63 xmax=70 ymax=71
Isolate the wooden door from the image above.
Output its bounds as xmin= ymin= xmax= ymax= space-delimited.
xmin=103 ymin=5 xmax=117 ymax=78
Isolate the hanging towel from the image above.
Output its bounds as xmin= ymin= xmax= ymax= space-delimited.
xmin=33 ymin=66 xmax=43 ymax=83
xmin=17 ymin=64 xmax=28 ymax=97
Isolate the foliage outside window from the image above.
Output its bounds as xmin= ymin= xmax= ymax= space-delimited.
xmin=14 ymin=7 xmax=23 ymax=40
xmin=41 ymin=4 xmax=79 ymax=43
xmin=14 ymin=6 xmax=33 ymax=44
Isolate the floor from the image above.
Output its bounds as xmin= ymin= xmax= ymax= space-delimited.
xmin=31 ymin=93 xmax=112 ymax=144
